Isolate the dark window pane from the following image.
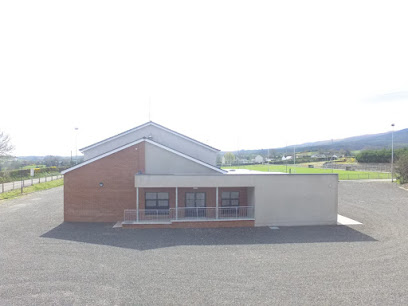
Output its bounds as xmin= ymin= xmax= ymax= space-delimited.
xmin=196 ymin=199 xmax=205 ymax=207
xmin=146 ymin=193 xmax=157 ymax=200
xmin=158 ymin=200 xmax=169 ymax=207
xmin=146 ymin=200 xmax=157 ymax=207
xmin=231 ymin=200 xmax=239 ymax=206
xmin=186 ymin=193 xmax=195 ymax=200
xmin=221 ymin=192 xmax=230 ymax=199
xmin=231 ymin=192 xmax=239 ymax=199
xmin=158 ymin=192 xmax=169 ymax=199
xmin=196 ymin=193 xmax=205 ymax=200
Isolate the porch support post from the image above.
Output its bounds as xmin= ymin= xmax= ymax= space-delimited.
xmin=216 ymin=187 xmax=219 ymax=219
xmin=136 ymin=187 xmax=139 ymax=222
xmin=175 ymin=187 xmax=178 ymax=220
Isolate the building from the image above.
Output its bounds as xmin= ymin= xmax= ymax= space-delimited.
xmin=254 ymin=155 xmax=264 ymax=163
xmin=62 ymin=121 xmax=338 ymax=228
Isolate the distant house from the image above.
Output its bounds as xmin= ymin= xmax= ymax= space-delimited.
xmin=282 ymin=155 xmax=292 ymax=161
xmin=312 ymin=154 xmax=327 ymax=159
xmin=254 ymin=155 xmax=264 ymax=163
xmin=61 ymin=121 xmax=338 ymax=228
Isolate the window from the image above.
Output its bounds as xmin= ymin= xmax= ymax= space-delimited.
xmin=221 ymin=191 xmax=239 ymax=206
xmin=145 ymin=192 xmax=169 ymax=209
xmin=185 ymin=192 xmax=206 ymax=208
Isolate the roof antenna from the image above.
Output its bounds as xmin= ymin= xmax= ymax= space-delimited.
xmin=148 ymin=97 xmax=151 ymax=122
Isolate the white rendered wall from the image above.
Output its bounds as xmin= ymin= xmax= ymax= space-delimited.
xmin=144 ymin=142 xmax=221 ymax=175
xmin=253 ymin=175 xmax=338 ymax=226
xmin=83 ymin=124 xmax=217 ymax=165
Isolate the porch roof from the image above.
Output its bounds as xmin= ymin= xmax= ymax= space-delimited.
xmin=134 ymin=173 xmax=281 ymax=188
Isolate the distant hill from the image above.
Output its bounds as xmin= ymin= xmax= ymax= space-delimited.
xmin=227 ymin=128 xmax=408 ymax=156
xmin=284 ymin=128 xmax=408 ymax=153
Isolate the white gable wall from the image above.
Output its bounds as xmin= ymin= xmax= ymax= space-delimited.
xmin=82 ymin=124 xmax=217 ymax=165
xmin=144 ymin=142 xmax=221 ymax=175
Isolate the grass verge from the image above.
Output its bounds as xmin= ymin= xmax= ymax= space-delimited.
xmin=0 ymin=179 xmax=63 ymax=200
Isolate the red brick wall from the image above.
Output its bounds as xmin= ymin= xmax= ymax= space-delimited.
xmin=64 ymin=142 xmax=145 ymax=222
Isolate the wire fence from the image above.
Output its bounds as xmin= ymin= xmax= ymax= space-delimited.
xmin=322 ymin=162 xmax=391 ymax=172
xmin=0 ymin=175 xmax=63 ymax=194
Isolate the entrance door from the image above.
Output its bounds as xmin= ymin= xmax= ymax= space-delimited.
xmin=185 ymin=192 xmax=206 ymax=217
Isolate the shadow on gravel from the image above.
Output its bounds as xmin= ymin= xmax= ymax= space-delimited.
xmin=41 ymin=222 xmax=376 ymax=251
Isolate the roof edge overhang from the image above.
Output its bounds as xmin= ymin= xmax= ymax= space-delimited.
xmin=135 ymin=174 xmax=257 ymax=188
xmin=80 ymin=121 xmax=220 ymax=153
xmin=62 ymin=138 xmax=226 ymax=175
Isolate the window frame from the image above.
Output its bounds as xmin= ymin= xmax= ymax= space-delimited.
xmin=145 ymin=192 xmax=170 ymax=210
xmin=221 ymin=191 xmax=240 ymax=207
xmin=185 ymin=192 xmax=206 ymax=208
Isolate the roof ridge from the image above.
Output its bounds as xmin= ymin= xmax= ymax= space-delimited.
xmin=62 ymin=138 xmax=226 ymax=175
xmin=80 ymin=121 xmax=219 ymax=152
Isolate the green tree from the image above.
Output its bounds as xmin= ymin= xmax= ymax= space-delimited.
xmin=224 ymin=152 xmax=236 ymax=164
xmin=396 ymin=152 xmax=408 ymax=184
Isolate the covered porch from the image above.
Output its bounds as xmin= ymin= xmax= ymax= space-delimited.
xmin=122 ymin=175 xmax=255 ymax=228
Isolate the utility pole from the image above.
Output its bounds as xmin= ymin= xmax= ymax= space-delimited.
xmin=74 ymin=127 xmax=79 ymax=164
xmin=20 ymin=167 xmax=23 ymax=194
xmin=391 ymin=123 xmax=395 ymax=182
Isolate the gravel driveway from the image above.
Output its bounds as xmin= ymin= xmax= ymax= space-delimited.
xmin=0 ymin=182 xmax=407 ymax=305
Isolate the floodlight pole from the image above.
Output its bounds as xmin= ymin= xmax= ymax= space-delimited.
xmin=75 ymin=127 xmax=79 ymax=164
xmin=391 ymin=123 xmax=395 ymax=182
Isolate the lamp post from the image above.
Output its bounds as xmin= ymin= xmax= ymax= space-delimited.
xmin=74 ymin=127 xmax=79 ymax=164
xmin=391 ymin=123 xmax=395 ymax=182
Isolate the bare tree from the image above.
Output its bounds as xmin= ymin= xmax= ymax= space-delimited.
xmin=0 ymin=131 xmax=14 ymax=156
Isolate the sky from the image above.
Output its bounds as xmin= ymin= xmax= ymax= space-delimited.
xmin=1 ymin=1 xmax=407 ymax=156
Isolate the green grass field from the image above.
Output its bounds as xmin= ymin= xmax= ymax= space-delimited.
xmin=22 ymin=165 xmax=47 ymax=169
xmin=0 ymin=179 xmax=64 ymax=200
xmin=225 ymin=164 xmax=391 ymax=180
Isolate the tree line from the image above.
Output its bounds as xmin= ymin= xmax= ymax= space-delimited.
xmin=355 ymin=148 xmax=408 ymax=163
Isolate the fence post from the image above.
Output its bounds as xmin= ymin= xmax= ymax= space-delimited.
xmin=13 ymin=181 xmax=14 ymax=189
xmin=1 ymin=183 xmax=3 ymax=193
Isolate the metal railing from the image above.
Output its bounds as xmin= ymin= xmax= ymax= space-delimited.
xmin=124 ymin=209 xmax=172 ymax=222
xmin=218 ymin=206 xmax=254 ymax=219
xmin=123 ymin=206 xmax=254 ymax=223
xmin=0 ymin=175 xmax=64 ymax=194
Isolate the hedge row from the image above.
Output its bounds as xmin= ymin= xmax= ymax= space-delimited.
xmin=356 ymin=148 xmax=408 ymax=163
xmin=0 ymin=166 xmax=68 ymax=180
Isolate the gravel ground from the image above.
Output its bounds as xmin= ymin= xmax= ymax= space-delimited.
xmin=0 ymin=182 xmax=408 ymax=305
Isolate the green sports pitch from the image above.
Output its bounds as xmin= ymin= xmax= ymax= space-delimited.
xmin=224 ymin=164 xmax=391 ymax=180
